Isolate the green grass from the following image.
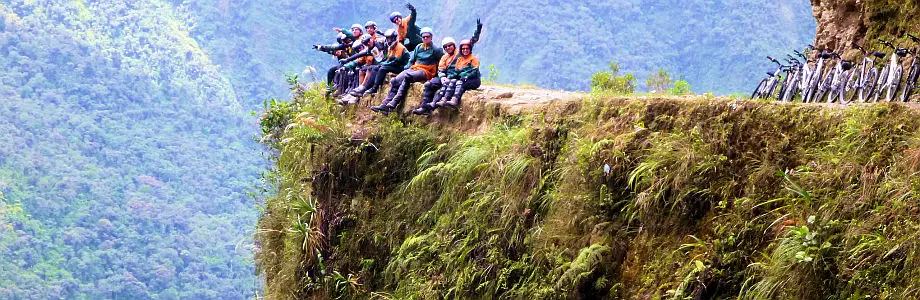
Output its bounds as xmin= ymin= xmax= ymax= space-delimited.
xmin=255 ymin=84 xmax=920 ymax=299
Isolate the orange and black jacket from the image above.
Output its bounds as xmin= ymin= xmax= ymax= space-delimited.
xmin=455 ymin=54 xmax=480 ymax=79
xmin=380 ymin=42 xmax=410 ymax=69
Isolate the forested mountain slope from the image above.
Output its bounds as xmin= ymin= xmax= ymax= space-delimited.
xmin=171 ymin=0 xmax=816 ymax=100
xmin=0 ymin=1 xmax=260 ymax=298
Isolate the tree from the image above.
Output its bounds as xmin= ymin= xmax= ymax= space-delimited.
xmin=646 ymin=68 xmax=672 ymax=93
xmin=591 ymin=62 xmax=636 ymax=94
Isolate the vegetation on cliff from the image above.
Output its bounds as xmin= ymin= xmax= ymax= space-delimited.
xmin=257 ymin=82 xmax=920 ymax=299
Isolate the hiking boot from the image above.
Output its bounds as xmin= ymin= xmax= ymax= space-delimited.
xmin=411 ymin=107 xmax=432 ymax=115
xmin=363 ymin=88 xmax=377 ymax=96
xmin=444 ymin=97 xmax=460 ymax=108
xmin=370 ymin=105 xmax=386 ymax=112
xmin=346 ymin=96 xmax=360 ymax=105
xmin=349 ymin=86 xmax=366 ymax=96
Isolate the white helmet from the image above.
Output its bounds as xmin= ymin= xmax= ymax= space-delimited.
xmin=351 ymin=24 xmax=363 ymax=31
xmin=364 ymin=21 xmax=377 ymax=28
xmin=384 ymin=28 xmax=398 ymax=39
xmin=360 ymin=34 xmax=373 ymax=44
xmin=441 ymin=37 xmax=456 ymax=48
xmin=420 ymin=27 xmax=433 ymax=36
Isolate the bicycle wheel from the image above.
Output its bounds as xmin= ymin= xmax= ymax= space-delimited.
xmin=863 ymin=68 xmax=878 ymax=103
xmin=806 ymin=73 xmax=822 ymax=103
xmin=783 ymin=77 xmax=799 ymax=102
xmin=777 ymin=76 xmax=790 ymax=101
xmin=845 ymin=69 xmax=861 ymax=103
xmin=887 ymin=67 xmax=902 ymax=102
xmin=900 ymin=63 xmax=919 ymax=102
xmin=815 ymin=74 xmax=833 ymax=103
xmin=766 ymin=79 xmax=779 ymax=99
xmin=751 ymin=79 xmax=766 ymax=99
xmin=874 ymin=66 xmax=889 ymax=102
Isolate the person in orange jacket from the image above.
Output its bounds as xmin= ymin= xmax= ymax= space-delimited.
xmin=412 ymin=37 xmax=457 ymax=115
xmin=349 ymin=29 xmax=410 ymax=98
xmin=414 ymin=19 xmax=483 ymax=114
xmin=389 ymin=3 xmax=423 ymax=51
xmin=439 ymin=39 xmax=481 ymax=108
xmin=371 ymin=27 xmax=443 ymax=114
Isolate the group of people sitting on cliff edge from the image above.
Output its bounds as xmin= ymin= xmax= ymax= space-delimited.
xmin=312 ymin=3 xmax=483 ymax=116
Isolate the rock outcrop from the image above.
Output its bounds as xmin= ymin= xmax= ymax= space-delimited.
xmin=811 ymin=0 xmax=920 ymax=54
xmin=811 ymin=0 xmax=864 ymax=51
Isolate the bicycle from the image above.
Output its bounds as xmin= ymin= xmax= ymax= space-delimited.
xmin=791 ymin=49 xmax=814 ymax=102
xmin=812 ymin=52 xmax=843 ymax=103
xmin=824 ymin=55 xmax=854 ymax=104
xmin=845 ymin=44 xmax=883 ymax=103
xmin=875 ymin=40 xmax=907 ymax=102
xmin=778 ymin=55 xmax=804 ymax=102
xmin=751 ymin=56 xmax=786 ymax=99
xmin=899 ymin=34 xmax=920 ymax=102
xmin=804 ymin=49 xmax=833 ymax=103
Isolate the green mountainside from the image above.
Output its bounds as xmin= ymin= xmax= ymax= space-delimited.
xmin=0 ymin=1 xmax=260 ymax=298
xmin=170 ymin=0 xmax=815 ymax=100
xmin=0 ymin=0 xmax=822 ymax=298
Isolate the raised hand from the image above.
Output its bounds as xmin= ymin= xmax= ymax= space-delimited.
xmin=406 ymin=3 xmax=415 ymax=12
xmin=313 ymin=45 xmax=320 ymax=50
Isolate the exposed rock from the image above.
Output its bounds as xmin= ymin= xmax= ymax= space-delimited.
xmin=496 ymin=92 xmax=514 ymax=99
xmin=811 ymin=0 xmax=920 ymax=56
xmin=811 ymin=0 xmax=865 ymax=52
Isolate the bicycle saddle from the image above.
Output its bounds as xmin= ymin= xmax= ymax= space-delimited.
xmin=818 ymin=52 xmax=832 ymax=59
xmin=897 ymin=49 xmax=909 ymax=57
xmin=767 ymin=71 xmax=776 ymax=77
xmin=873 ymin=52 xmax=887 ymax=59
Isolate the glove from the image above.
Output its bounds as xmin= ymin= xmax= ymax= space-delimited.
xmin=472 ymin=18 xmax=483 ymax=44
xmin=406 ymin=3 xmax=415 ymax=12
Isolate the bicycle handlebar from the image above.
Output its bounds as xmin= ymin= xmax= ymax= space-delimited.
xmin=908 ymin=34 xmax=920 ymax=43
xmin=880 ymin=39 xmax=896 ymax=49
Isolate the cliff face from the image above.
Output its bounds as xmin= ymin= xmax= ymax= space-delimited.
xmin=811 ymin=0 xmax=920 ymax=52
xmin=256 ymin=83 xmax=920 ymax=299
xmin=810 ymin=0 xmax=864 ymax=51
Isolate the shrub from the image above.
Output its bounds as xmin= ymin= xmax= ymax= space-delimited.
xmin=591 ymin=62 xmax=636 ymax=94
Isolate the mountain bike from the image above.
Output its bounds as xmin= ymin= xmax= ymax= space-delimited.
xmin=845 ymin=44 xmax=883 ymax=103
xmin=875 ymin=40 xmax=907 ymax=102
xmin=804 ymin=50 xmax=833 ymax=103
xmin=792 ymin=49 xmax=814 ymax=102
xmin=778 ymin=55 xmax=803 ymax=102
xmin=899 ymin=34 xmax=920 ymax=102
xmin=812 ymin=52 xmax=842 ymax=103
xmin=825 ymin=57 xmax=854 ymax=104
xmin=751 ymin=56 xmax=786 ymax=99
